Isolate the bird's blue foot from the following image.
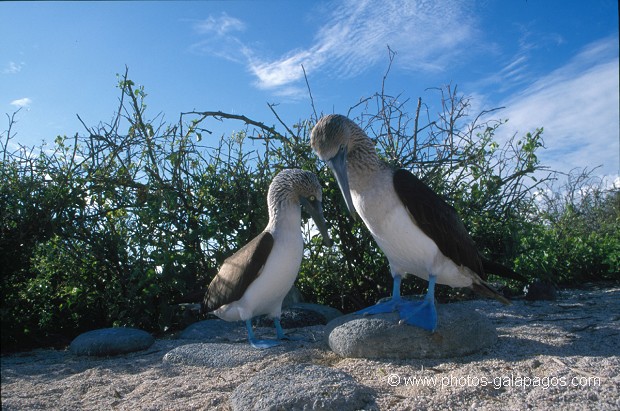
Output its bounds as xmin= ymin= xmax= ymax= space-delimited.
xmin=248 ymin=338 xmax=281 ymax=349
xmin=355 ymin=297 xmax=402 ymax=315
xmin=397 ymin=299 xmax=437 ymax=332
xmin=355 ymin=275 xmax=405 ymax=316
xmin=245 ymin=319 xmax=281 ymax=349
xmin=398 ymin=274 xmax=438 ymax=332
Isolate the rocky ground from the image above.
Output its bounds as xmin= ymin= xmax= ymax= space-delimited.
xmin=2 ymin=285 xmax=619 ymax=410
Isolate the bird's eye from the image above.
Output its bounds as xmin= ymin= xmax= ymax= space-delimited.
xmin=309 ymin=195 xmax=316 ymax=202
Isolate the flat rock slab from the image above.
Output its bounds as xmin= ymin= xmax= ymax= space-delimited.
xmin=326 ymin=303 xmax=497 ymax=359
xmin=163 ymin=342 xmax=285 ymax=367
xmin=230 ymin=363 xmax=377 ymax=411
xmin=70 ymin=327 xmax=154 ymax=356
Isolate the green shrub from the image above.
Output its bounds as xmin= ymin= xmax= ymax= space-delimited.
xmin=2 ymin=71 xmax=618 ymax=352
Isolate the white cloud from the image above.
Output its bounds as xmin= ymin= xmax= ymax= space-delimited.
xmin=247 ymin=0 xmax=476 ymax=93
xmin=10 ymin=97 xmax=32 ymax=108
xmin=192 ymin=13 xmax=245 ymax=36
xmin=190 ymin=1 xmax=476 ymax=97
xmin=3 ymin=61 xmax=24 ymax=74
xmin=497 ymin=36 xmax=620 ymax=178
xmin=188 ymin=13 xmax=248 ymax=63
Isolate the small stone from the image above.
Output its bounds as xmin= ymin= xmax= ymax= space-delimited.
xmin=524 ymin=280 xmax=557 ymax=301
xmin=70 ymin=327 xmax=154 ymax=356
xmin=229 ymin=363 xmax=377 ymax=411
xmin=325 ymin=303 xmax=497 ymax=359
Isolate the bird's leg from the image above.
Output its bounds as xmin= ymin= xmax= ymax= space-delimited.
xmin=398 ymin=274 xmax=438 ymax=332
xmin=245 ymin=319 xmax=281 ymax=349
xmin=274 ymin=318 xmax=304 ymax=341
xmin=392 ymin=274 xmax=403 ymax=300
xmin=355 ymin=274 xmax=404 ymax=315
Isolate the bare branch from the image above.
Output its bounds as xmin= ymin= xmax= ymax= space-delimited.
xmin=182 ymin=109 xmax=292 ymax=145
xmin=301 ymin=64 xmax=318 ymax=122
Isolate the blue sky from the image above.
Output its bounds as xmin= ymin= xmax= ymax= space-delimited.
xmin=2 ymin=0 xmax=619 ymax=182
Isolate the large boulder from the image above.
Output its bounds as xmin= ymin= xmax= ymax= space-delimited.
xmin=325 ymin=303 xmax=497 ymax=359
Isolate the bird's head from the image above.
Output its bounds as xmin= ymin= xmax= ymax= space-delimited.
xmin=310 ymin=114 xmax=357 ymax=219
xmin=274 ymin=169 xmax=332 ymax=247
xmin=300 ymin=173 xmax=332 ymax=247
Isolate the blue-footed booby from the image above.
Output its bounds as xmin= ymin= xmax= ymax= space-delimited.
xmin=203 ymin=169 xmax=332 ymax=348
xmin=311 ymin=114 xmax=523 ymax=332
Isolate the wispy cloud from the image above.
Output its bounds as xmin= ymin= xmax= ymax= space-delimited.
xmin=10 ymin=97 xmax=32 ymax=108
xmin=188 ymin=13 xmax=248 ymax=63
xmin=193 ymin=12 xmax=245 ymax=36
xmin=3 ymin=61 xmax=24 ymax=74
xmin=472 ymin=24 xmax=569 ymax=95
xmin=248 ymin=0 xmax=476 ymax=94
xmin=190 ymin=0 xmax=477 ymax=97
xmin=498 ymin=54 xmax=530 ymax=87
xmin=498 ymin=36 xmax=619 ymax=177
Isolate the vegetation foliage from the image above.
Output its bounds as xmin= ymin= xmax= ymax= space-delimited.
xmin=2 ymin=68 xmax=618 ymax=352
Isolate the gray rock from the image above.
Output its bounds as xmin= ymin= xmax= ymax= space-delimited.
xmin=254 ymin=308 xmax=326 ymax=328
xmin=230 ymin=363 xmax=377 ymax=411
xmin=254 ymin=303 xmax=342 ymax=328
xmin=70 ymin=327 xmax=154 ymax=356
xmin=290 ymin=303 xmax=343 ymax=323
xmin=525 ymin=280 xmax=557 ymax=301
xmin=163 ymin=342 xmax=282 ymax=367
xmin=282 ymin=285 xmax=304 ymax=307
xmin=326 ymin=303 xmax=497 ymax=359
xmin=179 ymin=319 xmax=248 ymax=343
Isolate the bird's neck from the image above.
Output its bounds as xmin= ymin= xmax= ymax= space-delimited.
xmin=347 ymin=140 xmax=389 ymax=191
xmin=266 ymin=201 xmax=302 ymax=234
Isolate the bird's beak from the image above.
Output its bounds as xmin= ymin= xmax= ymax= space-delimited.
xmin=327 ymin=146 xmax=357 ymax=220
xmin=300 ymin=197 xmax=333 ymax=247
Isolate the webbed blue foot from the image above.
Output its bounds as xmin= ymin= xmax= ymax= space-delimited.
xmin=398 ymin=274 xmax=438 ymax=332
xmin=354 ymin=297 xmax=402 ymax=315
xmin=398 ymin=299 xmax=437 ymax=331
xmin=249 ymin=338 xmax=281 ymax=349
xmin=245 ymin=319 xmax=280 ymax=349
xmin=355 ymin=274 xmax=404 ymax=316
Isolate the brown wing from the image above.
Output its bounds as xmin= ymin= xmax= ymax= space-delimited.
xmin=393 ymin=169 xmax=484 ymax=276
xmin=203 ymin=232 xmax=274 ymax=312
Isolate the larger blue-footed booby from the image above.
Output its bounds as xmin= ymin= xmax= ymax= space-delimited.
xmin=203 ymin=169 xmax=332 ymax=348
xmin=311 ymin=114 xmax=523 ymax=332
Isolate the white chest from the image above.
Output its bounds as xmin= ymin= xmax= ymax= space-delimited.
xmin=213 ymin=229 xmax=303 ymax=322
xmin=351 ymin=181 xmax=471 ymax=288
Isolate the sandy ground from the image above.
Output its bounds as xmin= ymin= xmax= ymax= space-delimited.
xmin=2 ymin=285 xmax=619 ymax=410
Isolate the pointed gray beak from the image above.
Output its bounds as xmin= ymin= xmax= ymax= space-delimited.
xmin=327 ymin=146 xmax=357 ymax=220
xmin=300 ymin=197 xmax=333 ymax=247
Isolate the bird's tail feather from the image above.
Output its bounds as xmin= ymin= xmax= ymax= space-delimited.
xmin=481 ymin=257 xmax=527 ymax=282
xmin=472 ymin=281 xmax=511 ymax=305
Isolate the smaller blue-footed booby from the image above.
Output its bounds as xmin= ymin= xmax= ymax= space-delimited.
xmin=310 ymin=114 xmax=524 ymax=332
xmin=203 ymin=169 xmax=332 ymax=348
